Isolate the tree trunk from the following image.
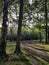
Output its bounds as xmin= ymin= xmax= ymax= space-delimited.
xmin=39 ymin=17 xmax=42 ymax=43
xmin=48 ymin=28 xmax=49 ymax=43
xmin=0 ymin=0 xmax=8 ymax=56
xmin=45 ymin=0 xmax=48 ymax=43
xmin=15 ymin=0 xmax=23 ymax=53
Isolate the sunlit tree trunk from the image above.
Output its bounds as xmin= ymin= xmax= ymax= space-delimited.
xmin=15 ymin=0 xmax=23 ymax=53
xmin=0 ymin=0 xmax=8 ymax=56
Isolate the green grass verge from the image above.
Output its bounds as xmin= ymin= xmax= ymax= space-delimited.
xmin=0 ymin=41 xmax=32 ymax=65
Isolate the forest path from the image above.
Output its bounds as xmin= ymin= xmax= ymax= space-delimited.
xmin=22 ymin=42 xmax=49 ymax=65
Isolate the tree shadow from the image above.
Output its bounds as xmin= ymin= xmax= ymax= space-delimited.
xmin=8 ymin=52 xmax=32 ymax=65
xmin=0 ymin=52 xmax=32 ymax=65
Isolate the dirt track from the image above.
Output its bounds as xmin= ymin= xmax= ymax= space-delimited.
xmin=22 ymin=42 xmax=49 ymax=65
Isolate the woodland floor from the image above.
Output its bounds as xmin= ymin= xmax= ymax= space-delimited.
xmin=0 ymin=41 xmax=49 ymax=65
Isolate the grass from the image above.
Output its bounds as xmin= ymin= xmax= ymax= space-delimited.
xmin=0 ymin=41 xmax=49 ymax=65
xmin=0 ymin=53 xmax=32 ymax=65
xmin=22 ymin=48 xmax=49 ymax=65
xmin=32 ymin=43 xmax=49 ymax=50
xmin=44 ymin=45 xmax=49 ymax=50
xmin=0 ymin=41 xmax=32 ymax=65
xmin=6 ymin=41 xmax=16 ymax=54
xmin=33 ymin=55 xmax=49 ymax=65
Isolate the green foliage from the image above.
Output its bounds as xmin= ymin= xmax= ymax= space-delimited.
xmin=21 ymin=27 xmax=44 ymax=40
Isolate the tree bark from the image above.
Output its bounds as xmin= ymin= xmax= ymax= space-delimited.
xmin=15 ymin=0 xmax=23 ymax=53
xmin=0 ymin=0 xmax=8 ymax=56
xmin=45 ymin=0 xmax=48 ymax=43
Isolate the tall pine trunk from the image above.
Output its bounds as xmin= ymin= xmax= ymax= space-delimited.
xmin=45 ymin=0 xmax=48 ymax=43
xmin=15 ymin=0 xmax=23 ymax=53
xmin=0 ymin=0 xmax=8 ymax=56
